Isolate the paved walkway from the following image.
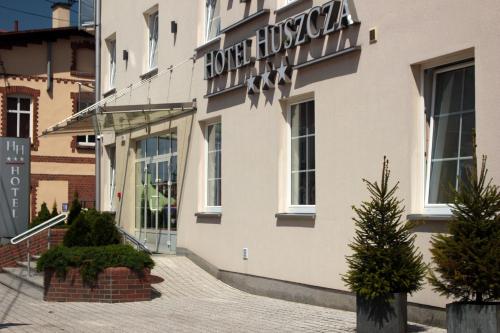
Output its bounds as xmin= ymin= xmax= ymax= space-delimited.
xmin=0 ymin=256 xmax=444 ymax=332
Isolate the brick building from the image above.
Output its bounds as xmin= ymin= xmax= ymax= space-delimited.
xmin=0 ymin=3 xmax=95 ymax=221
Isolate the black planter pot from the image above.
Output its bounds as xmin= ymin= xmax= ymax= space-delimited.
xmin=447 ymin=302 xmax=500 ymax=333
xmin=356 ymin=293 xmax=407 ymax=333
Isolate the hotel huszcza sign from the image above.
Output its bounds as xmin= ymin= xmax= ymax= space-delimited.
xmin=0 ymin=138 xmax=30 ymax=241
xmin=204 ymin=0 xmax=358 ymax=92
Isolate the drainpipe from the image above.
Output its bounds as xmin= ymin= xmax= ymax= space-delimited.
xmin=94 ymin=0 xmax=102 ymax=211
xmin=46 ymin=41 xmax=52 ymax=92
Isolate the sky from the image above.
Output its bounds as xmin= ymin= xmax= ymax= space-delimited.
xmin=0 ymin=0 xmax=79 ymax=31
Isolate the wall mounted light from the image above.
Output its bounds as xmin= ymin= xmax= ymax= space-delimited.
xmin=122 ymin=50 xmax=128 ymax=61
xmin=171 ymin=21 xmax=177 ymax=34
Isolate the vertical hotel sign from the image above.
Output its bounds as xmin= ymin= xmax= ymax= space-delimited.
xmin=0 ymin=137 xmax=30 ymax=240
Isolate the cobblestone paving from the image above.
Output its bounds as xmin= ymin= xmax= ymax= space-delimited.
xmin=0 ymin=256 xmax=445 ymax=332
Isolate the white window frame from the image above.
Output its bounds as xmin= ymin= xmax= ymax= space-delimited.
xmin=76 ymin=134 xmax=96 ymax=148
xmin=6 ymin=95 xmax=32 ymax=141
xmin=424 ymin=61 xmax=475 ymax=215
xmin=204 ymin=0 xmax=220 ymax=42
xmin=108 ymin=38 xmax=116 ymax=89
xmin=205 ymin=121 xmax=222 ymax=213
xmin=287 ymin=99 xmax=316 ymax=214
xmin=147 ymin=10 xmax=159 ymax=70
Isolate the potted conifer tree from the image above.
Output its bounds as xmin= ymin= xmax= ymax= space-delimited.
xmin=428 ymin=155 xmax=500 ymax=333
xmin=343 ymin=157 xmax=426 ymax=333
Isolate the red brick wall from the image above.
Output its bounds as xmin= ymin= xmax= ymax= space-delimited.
xmin=0 ymin=229 xmax=66 ymax=269
xmin=44 ymin=267 xmax=152 ymax=303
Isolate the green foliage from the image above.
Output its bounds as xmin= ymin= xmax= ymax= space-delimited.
xmin=63 ymin=214 xmax=93 ymax=247
xmin=30 ymin=202 xmax=52 ymax=228
xmin=50 ymin=201 xmax=58 ymax=218
xmin=429 ymin=156 xmax=500 ymax=303
xmin=67 ymin=192 xmax=82 ymax=225
xmin=36 ymin=244 xmax=154 ymax=285
xmin=343 ymin=157 xmax=426 ymax=300
xmin=63 ymin=210 xmax=121 ymax=247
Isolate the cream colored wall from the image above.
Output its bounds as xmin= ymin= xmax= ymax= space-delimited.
xmin=37 ymin=180 xmax=68 ymax=212
xmin=100 ymin=0 xmax=500 ymax=309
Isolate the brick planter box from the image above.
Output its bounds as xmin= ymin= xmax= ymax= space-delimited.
xmin=44 ymin=267 xmax=152 ymax=303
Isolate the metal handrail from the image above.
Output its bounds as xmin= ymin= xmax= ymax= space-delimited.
xmin=10 ymin=213 xmax=67 ymax=245
xmin=10 ymin=213 xmax=67 ymax=277
xmin=117 ymin=226 xmax=152 ymax=254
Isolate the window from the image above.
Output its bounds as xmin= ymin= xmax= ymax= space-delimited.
xmin=76 ymin=99 xmax=95 ymax=148
xmin=6 ymin=96 xmax=31 ymax=139
xmin=108 ymin=38 xmax=116 ymax=89
xmin=148 ymin=11 xmax=159 ymax=70
xmin=205 ymin=0 xmax=220 ymax=42
xmin=289 ymin=100 xmax=315 ymax=212
xmin=425 ymin=63 xmax=475 ymax=209
xmin=206 ymin=122 xmax=221 ymax=210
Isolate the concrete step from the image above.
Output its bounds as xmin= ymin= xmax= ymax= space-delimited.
xmin=16 ymin=260 xmax=38 ymax=271
xmin=0 ymin=266 xmax=43 ymax=299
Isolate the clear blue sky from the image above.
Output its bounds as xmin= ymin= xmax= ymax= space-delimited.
xmin=0 ymin=0 xmax=78 ymax=31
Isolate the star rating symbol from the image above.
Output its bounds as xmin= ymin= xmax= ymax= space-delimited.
xmin=261 ymin=62 xmax=276 ymax=90
xmin=246 ymin=73 xmax=261 ymax=95
xmin=276 ymin=56 xmax=292 ymax=85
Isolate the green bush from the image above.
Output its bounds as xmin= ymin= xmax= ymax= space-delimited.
xmin=30 ymin=202 xmax=52 ymax=229
xmin=67 ymin=192 xmax=82 ymax=225
xmin=343 ymin=157 xmax=426 ymax=300
xmin=36 ymin=244 xmax=154 ymax=285
xmin=429 ymin=156 xmax=500 ymax=303
xmin=63 ymin=210 xmax=121 ymax=247
xmin=63 ymin=214 xmax=93 ymax=247
xmin=50 ymin=201 xmax=59 ymax=218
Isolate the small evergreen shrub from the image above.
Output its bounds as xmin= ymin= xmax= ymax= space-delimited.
xmin=36 ymin=244 xmax=154 ymax=285
xmin=30 ymin=202 xmax=51 ymax=228
xmin=63 ymin=210 xmax=121 ymax=247
xmin=63 ymin=214 xmax=93 ymax=247
xmin=429 ymin=155 xmax=500 ymax=303
xmin=343 ymin=157 xmax=426 ymax=300
xmin=67 ymin=192 xmax=82 ymax=225
xmin=50 ymin=201 xmax=58 ymax=218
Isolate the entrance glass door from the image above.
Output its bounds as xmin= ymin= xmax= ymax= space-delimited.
xmin=134 ymin=133 xmax=177 ymax=253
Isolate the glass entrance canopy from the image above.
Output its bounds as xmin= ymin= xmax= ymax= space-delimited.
xmin=42 ymin=102 xmax=196 ymax=137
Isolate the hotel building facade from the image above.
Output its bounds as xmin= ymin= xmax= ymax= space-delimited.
xmin=50 ymin=0 xmax=500 ymax=326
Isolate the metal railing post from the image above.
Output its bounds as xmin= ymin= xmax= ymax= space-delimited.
xmin=47 ymin=228 xmax=52 ymax=250
xmin=27 ymin=239 xmax=31 ymax=277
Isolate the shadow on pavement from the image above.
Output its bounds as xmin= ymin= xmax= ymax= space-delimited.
xmin=0 ymin=323 xmax=31 ymax=330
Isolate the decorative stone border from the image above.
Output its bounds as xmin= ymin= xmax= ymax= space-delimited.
xmin=44 ymin=267 xmax=152 ymax=303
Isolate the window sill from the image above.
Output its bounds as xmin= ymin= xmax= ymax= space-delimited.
xmin=71 ymin=70 xmax=95 ymax=78
xmin=76 ymin=143 xmax=96 ymax=149
xmin=102 ymin=88 xmax=116 ymax=98
xmin=407 ymin=214 xmax=453 ymax=222
xmin=274 ymin=0 xmax=307 ymax=15
xmin=195 ymin=212 xmax=222 ymax=218
xmin=140 ymin=67 xmax=158 ymax=80
xmin=194 ymin=36 xmax=222 ymax=53
xmin=275 ymin=212 xmax=316 ymax=220
xmin=219 ymin=9 xmax=270 ymax=34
